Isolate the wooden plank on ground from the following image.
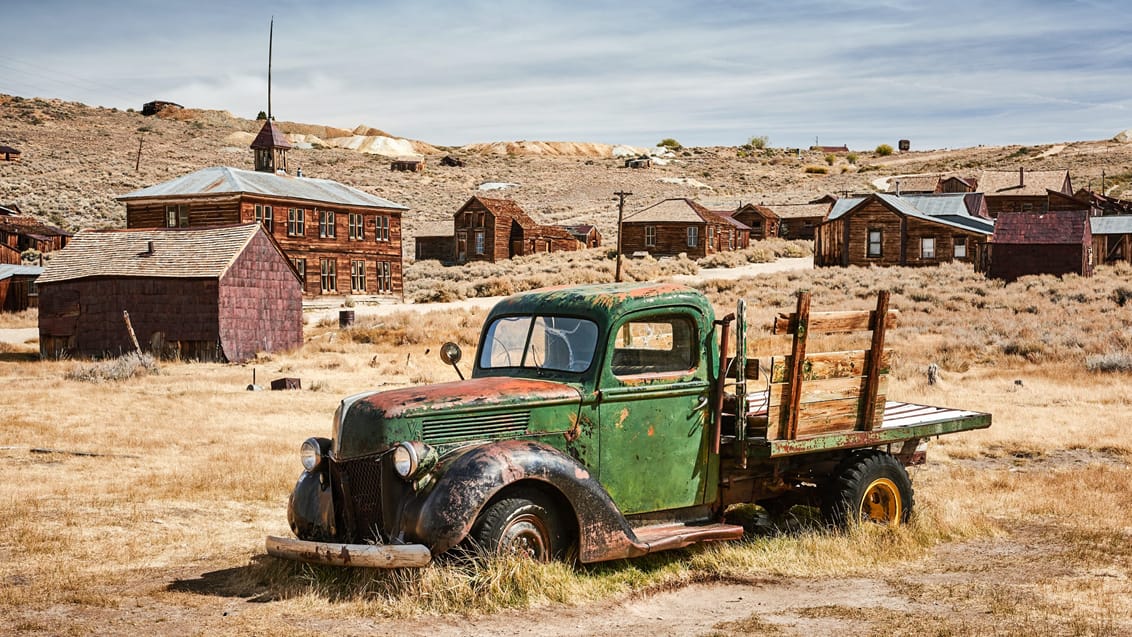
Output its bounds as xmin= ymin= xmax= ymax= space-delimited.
xmin=770 ymin=349 xmax=891 ymax=383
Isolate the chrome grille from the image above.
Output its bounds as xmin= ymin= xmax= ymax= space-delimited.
xmin=421 ymin=411 xmax=530 ymax=443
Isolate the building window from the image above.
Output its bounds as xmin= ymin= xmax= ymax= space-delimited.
xmin=375 ymin=215 xmax=390 ymax=241
xmin=475 ymin=230 xmax=485 ymax=255
xmin=728 ymin=231 xmax=735 ymax=250
xmin=287 ymin=208 xmax=305 ymax=237
xmin=255 ymin=204 xmax=274 ymax=232
xmin=376 ymin=261 xmax=393 ymax=294
xmin=921 ymin=237 xmax=936 ymax=259
xmin=320 ymin=258 xmax=337 ymax=293
xmin=292 ymin=258 xmax=306 ymax=284
xmin=1021 ymin=203 xmax=1033 ymax=212
xmin=350 ymin=259 xmax=367 ymax=292
xmin=349 ymin=212 xmax=364 ymax=240
xmin=165 ymin=204 xmax=188 ymax=228
xmin=477 ymin=212 xmax=486 ymax=227
xmin=867 ymin=229 xmax=882 ymax=258
xmin=319 ymin=210 xmax=336 ymax=238
xmin=954 ymin=236 xmax=967 ymax=259
xmin=645 ymin=226 xmax=656 ymax=247
xmin=686 ymin=226 xmax=698 ymax=248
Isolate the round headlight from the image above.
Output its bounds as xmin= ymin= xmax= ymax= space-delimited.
xmin=392 ymin=442 xmax=418 ymax=479
xmin=300 ymin=437 xmax=323 ymax=472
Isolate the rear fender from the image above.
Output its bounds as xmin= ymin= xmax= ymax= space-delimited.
xmin=403 ymin=439 xmax=644 ymax=562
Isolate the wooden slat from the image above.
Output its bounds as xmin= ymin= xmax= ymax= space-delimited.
xmin=774 ymin=309 xmax=899 ymax=335
xmin=747 ymin=333 xmax=793 ymax=357
xmin=782 ymin=292 xmax=810 ymax=439
xmin=770 ymin=375 xmax=888 ymax=406
xmin=770 ymin=349 xmax=891 ymax=383
xmin=859 ymin=291 xmax=890 ymax=431
xmin=795 ymin=394 xmax=888 ymax=437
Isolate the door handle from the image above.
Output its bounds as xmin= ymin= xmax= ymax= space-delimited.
xmin=692 ymin=395 xmax=709 ymax=412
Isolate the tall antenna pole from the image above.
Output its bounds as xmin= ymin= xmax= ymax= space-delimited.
xmin=267 ymin=17 xmax=273 ymax=120
xmin=614 ymin=190 xmax=632 ymax=282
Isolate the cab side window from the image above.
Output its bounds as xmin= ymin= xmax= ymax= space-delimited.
xmin=610 ymin=316 xmax=696 ymax=376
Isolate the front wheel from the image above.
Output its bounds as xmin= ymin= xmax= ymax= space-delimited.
xmin=821 ymin=451 xmax=914 ymax=528
xmin=472 ymin=490 xmax=566 ymax=560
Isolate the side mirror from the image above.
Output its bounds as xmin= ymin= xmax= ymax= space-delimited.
xmin=439 ymin=342 xmax=464 ymax=380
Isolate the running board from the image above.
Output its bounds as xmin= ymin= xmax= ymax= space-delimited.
xmin=631 ymin=522 xmax=745 ymax=554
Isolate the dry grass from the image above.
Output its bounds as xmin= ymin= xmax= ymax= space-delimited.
xmin=2 ymin=262 xmax=1132 ymax=634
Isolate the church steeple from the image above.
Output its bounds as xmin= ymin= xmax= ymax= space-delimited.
xmin=251 ymin=16 xmax=290 ymax=174
xmin=251 ymin=119 xmax=290 ymax=173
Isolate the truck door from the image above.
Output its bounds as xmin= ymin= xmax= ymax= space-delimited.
xmin=597 ymin=310 xmax=712 ymax=515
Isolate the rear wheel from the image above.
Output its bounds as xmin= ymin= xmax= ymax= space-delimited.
xmin=472 ymin=490 xmax=566 ymax=560
xmin=821 ymin=451 xmax=913 ymax=528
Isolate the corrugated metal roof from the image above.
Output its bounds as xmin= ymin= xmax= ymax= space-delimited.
xmin=0 ymin=264 xmax=43 ymax=280
xmin=117 ymin=166 xmax=408 ymax=211
xmin=1090 ymin=215 xmax=1132 ymax=235
xmin=38 ymin=224 xmax=265 ymax=284
xmin=828 ymin=194 xmax=995 ymax=235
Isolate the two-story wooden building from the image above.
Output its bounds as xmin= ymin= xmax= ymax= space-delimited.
xmin=978 ymin=168 xmax=1072 ymax=218
xmin=451 ymin=196 xmax=584 ymax=263
xmin=621 ymin=198 xmax=742 ymax=258
xmin=118 ymin=121 xmax=408 ymax=296
xmin=815 ymin=193 xmax=995 ymax=268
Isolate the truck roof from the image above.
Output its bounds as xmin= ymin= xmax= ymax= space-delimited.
xmin=487 ymin=282 xmax=712 ymax=325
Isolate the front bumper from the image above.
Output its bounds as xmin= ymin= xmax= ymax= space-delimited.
xmin=265 ymin=535 xmax=431 ymax=568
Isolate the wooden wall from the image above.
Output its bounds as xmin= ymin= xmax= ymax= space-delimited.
xmin=125 ymin=197 xmax=241 ymax=228
xmin=987 ymin=244 xmax=1091 ymax=282
xmin=217 ymin=231 xmax=303 ymax=362
xmin=622 ymin=220 xmax=737 ymax=258
xmin=1095 ymin=234 xmax=1132 ymax=264
xmin=415 ymin=236 xmax=455 ymax=262
xmin=1 ymin=275 xmax=37 ymax=312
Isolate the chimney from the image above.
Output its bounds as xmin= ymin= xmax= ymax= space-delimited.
xmin=146 ymin=240 xmax=155 ymax=255
xmin=895 ymin=179 xmax=901 ymax=196
xmin=1019 ymin=167 xmax=1024 ymax=187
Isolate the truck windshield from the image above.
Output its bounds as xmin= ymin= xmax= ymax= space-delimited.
xmin=480 ymin=315 xmax=598 ymax=373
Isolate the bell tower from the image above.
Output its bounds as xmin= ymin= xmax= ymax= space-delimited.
xmin=251 ymin=17 xmax=290 ymax=174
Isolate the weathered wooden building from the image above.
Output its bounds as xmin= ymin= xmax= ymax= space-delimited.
xmin=1090 ymin=215 xmax=1132 ymax=265
xmin=0 ymin=264 xmax=42 ymax=312
xmin=621 ymin=198 xmax=740 ymax=258
xmin=978 ymin=168 xmax=1072 ymax=217
xmin=987 ymin=209 xmax=1093 ymax=282
xmin=37 ymin=224 xmax=302 ymax=362
xmin=118 ymin=165 xmax=407 ymax=296
xmin=565 ymin=224 xmax=602 ymax=248
xmin=0 ymin=145 xmax=21 ymax=162
xmin=763 ymin=203 xmax=829 ymax=240
xmin=886 ymin=174 xmax=976 ymax=195
xmin=452 ymin=196 xmax=584 ymax=263
xmin=390 ymin=158 xmax=425 ymax=172
xmin=815 ymin=193 xmax=995 ymax=268
xmin=731 ymin=204 xmax=779 ymax=241
xmin=0 ymin=213 xmax=72 ymax=264
xmin=414 ymin=234 xmax=455 ymax=262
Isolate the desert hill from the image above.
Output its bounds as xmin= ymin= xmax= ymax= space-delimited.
xmin=2 ymin=94 xmax=1131 ymax=258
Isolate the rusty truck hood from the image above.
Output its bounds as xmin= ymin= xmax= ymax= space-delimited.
xmin=334 ymin=377 xmax=583 ymax=459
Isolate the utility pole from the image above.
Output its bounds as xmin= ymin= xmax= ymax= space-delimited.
xmin=614 ymin=190 xmax=632 ymax=282
xmin=135 ymin=137 xmax=143 ymax=172
xmin=267 ymin=17 xmax=274 ymax=120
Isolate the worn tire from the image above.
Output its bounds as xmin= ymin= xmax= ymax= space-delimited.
xmin=471 ymin=490 xmax=566 ymax=561
xmin=821 ymin=451 xmax=914 ymax=528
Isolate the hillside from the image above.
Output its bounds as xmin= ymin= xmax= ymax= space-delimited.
xmin=2 ymin=94 xmax=1132 ymax=257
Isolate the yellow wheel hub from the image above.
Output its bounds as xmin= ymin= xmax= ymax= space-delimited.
xmin=860 ymin=478 xmax=902 ymax=525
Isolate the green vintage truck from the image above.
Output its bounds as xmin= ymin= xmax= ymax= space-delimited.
xmin=266 ymin=282 xmax=990 ymax=567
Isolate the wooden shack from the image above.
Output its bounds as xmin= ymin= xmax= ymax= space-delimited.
xmin=0 ymin=214 xmax=72 ymax=264
xmin=390 ymin=158 xmax=425 ymax=172
xmin=37 ymin=224 xmax=302 ymax=362
xmin=452 ymin=196 xmax=583 ymax=263
xmin=621 ymin=198 xmax=739 ymax=259
xmin=987 ymin=209 xmax=1093 ymax=282
xmin=565 ymin=224 xmax=602 ymax=248
xmin=0 ymin=146 xmax=21 ymax=162
xmin=0 ymin=264 xmax=43 ymax=312
xmin=731 ymin=204 xmax=779 ymax=241
xmin=1091 ymin=216 xmax=1132 ymax=265
xmin=761 ymin=203 xmax=829 ymax=240
xmin=815 ymin=193 xmax=994 ymax=268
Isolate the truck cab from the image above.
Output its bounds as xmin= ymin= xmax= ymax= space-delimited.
xmin=267 ymin=282 xmax=990 ymax=568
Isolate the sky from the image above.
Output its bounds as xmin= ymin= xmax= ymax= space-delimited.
xmin=2 ymin=0 xmax=1130 ymax=150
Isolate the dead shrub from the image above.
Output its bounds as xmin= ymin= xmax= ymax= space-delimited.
xmin=1086 ymin=352 xmax=1132 ymax=373
xmin=65 ymin=353 xmax=160 ymax=383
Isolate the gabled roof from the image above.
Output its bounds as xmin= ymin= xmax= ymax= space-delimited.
xmin=0 ymin=145 xmax=21 ymax=155
xmin=761 ymin=203 xmax=829 ymax=220
xmin=711 ymin=211 xmax=753 ymax=231
xmin=0 ymin=264 xmax=43 ymax=280
xmin=992 ymin=210 xmax=1090 ymax=244
xmin=888 ymin=174 xmax=942 ymax=193
xmin=829 ymin=193 xmax=995 ymax=235
xmin=117 ymin=166 xmax=407 ymax=211
xmin=38 ymin=224 xmax=289 ymax=284
xmin=0 ymin=217 xmax=72 ymax=238
xmin=1090 ymin=215 xmax=1132 ymax=236
xmin=624 ymin=198 xmax=728 ymax=224
xmin=0 ymin=203 xmax=22 ymax=216
xmin=250 ymin=120 xmax=292 ymax=150
xmin=458 ymin=196 xmax=538 ymax=229
xmin=978 ymin=168 xmax=1070 ymax=197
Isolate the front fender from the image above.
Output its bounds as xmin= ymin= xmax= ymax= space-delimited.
xmin=403 ymin=439 xmax=646 ymax=563
xmin=287 ymin=469 xmax=337 ymax=541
